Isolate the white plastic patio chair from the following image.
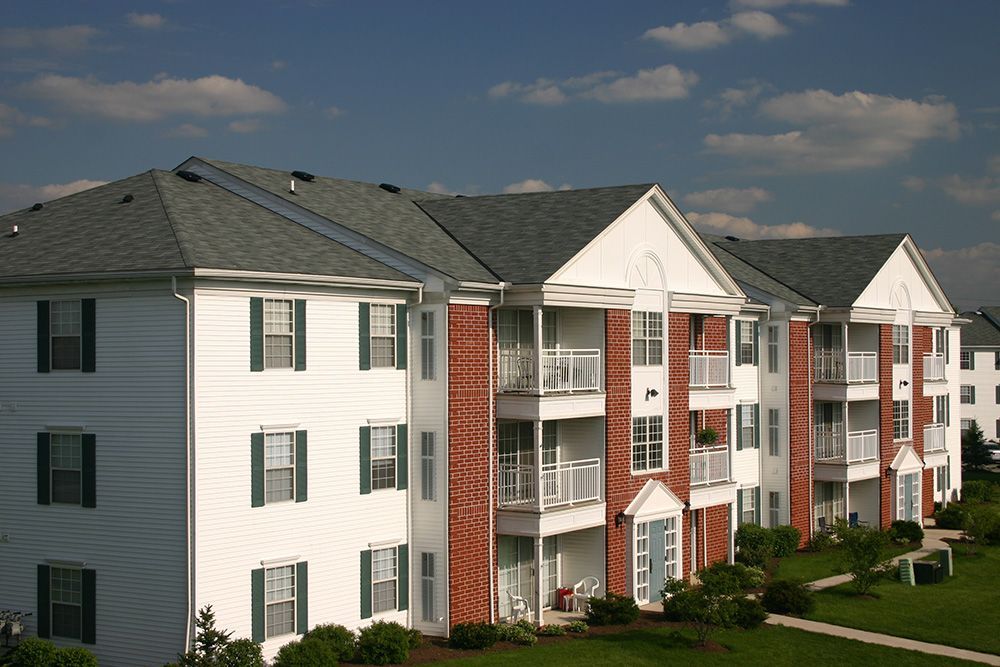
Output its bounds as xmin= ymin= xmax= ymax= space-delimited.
xmin=508 ymin=591 xmax=532 ymax=623
xmin=572 ymin=576 xmax=600 ymax=612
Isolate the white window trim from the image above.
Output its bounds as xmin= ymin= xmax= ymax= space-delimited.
xmin=263 ymin=298 xmax=295 ymax=370
xmin=739 ymin=321 xmax=755 ymax=365
xmin=631 ymin=415 xmax=665 ymax=473
xmin=50 ymin=565 xmax=83 ymax=641
xmin=371 ymin=546 xmax=399 ymax=615
xmin=420 ymin=311 xmax=436 ymax=380
xmin=892 ymin=400 xmax=911 ymax=441
xmin=264 ymin=431 xmax=296 ymax=504
xmin=264 ymin=564 xmax=296 ymax=639
xmin=768 ymin=408 xmax=780 ymax=457
xmin=631 ymin=311 xmax=663 ymax=367
xmin=767 ymin=325 xmax=779 ymax=374
xmin=420 ymin=431 xmax=436 ymax=501
xmin=371 ymin=425 xmax=397 ymax=491
xmin=741 ymin=487 xmax=756 ymax=525
xmin=50 ymin=299 xmax=82 ymax=372
xmin=50 ymin=432 xmax=83 ymax=506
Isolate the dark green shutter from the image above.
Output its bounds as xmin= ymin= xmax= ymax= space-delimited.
xmin=295 ymin=431 xmax=307 ymax=502
xmin=250 ymin=298 xmax=264 ymax=372
xmin=754 ymin=487 xmax=762 ymax=526
xmin=971 ymin=387 xmax=976 ymax=404
xmin=752 ymin=322 xmax=760 ymax=367
xmin=359 ymin=303 xmax=371 ymax=370
xmin=296 ymin=562 xmax=308 ymax=634
xmin=251 ymin=568 xmax=264 ymax=643
xmin=360 ymin=426 xmax=372 ymax=494
xmin=81 ymin=298 xmax=96 ymax=373
xmin=396 ymin=424 xmax=408 ymax=490
xmin=251 ymin=433 xmax=264 ymax=508
xmin=37 ymin=564 xmax=51 ymax=638
xmin=736 ymin=492 xmax=744 ymax=526
xmin=736 ymin=405 xmax=743 ymax=451
xmin=734 ymin=321 xmax=742 ymax=367
xmin=996 ymin=386 xmax=1000 ymax=405
xmin=82 ymin=433 xmax=96 ymax=508
xmin=969 ymin=353 xmax=975 ymax=370
xmin=754 ymin=404 xmax=761 ymax=450
xmin=82 ymin=568 xmax=96 ymax=644
xmin=37 ymin=301 xmax=50 ymax=373
xmin=397 ymin=544 xmax=409 ymax=611
xmin=294 ymin=300 xmax=306 ymax=371
xmin=37 ymin=433 xmax=50 ymax=505
xmin=395 ymin=304 xmax=408 ymax=370
xmin=946 ymin=395 xmax=950 ymax=427
xmin=360 ymin=550 xmax=373 ymax=619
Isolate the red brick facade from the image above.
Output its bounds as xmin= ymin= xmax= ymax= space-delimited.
xmin=878 ymin=324 xmax=896 ymax=528
xmin=446 ymin=304 xmax=493 ymax=625
xmin=788 ymin=320 xmax=812 ymax=546
xmin=703 ymin=505 xmax=730 ymax=566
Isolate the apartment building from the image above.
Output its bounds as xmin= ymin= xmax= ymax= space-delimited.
xmin=958 ymin=308 xmax=1000 ymax=441
xmin=0 ymin=157 xmax=962 ymax=665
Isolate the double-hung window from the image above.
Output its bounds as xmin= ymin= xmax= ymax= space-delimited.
xmin=631 ymin=416 xmax=664 ymax=472
xmin=264 ymin=299 xmax=294 ymax=369
xmin=370 ymin=304 xmax=396 ymax=368
xmin=420 ymin=432 xmax=436 ymax=501
xmin=768 ymin=408 xmax=780 ymax=457
xmin=769 ymin=492 xmax=780 ymax=528
xmin=741 ymin=488 xmax=756 ymax=525
xmin=960 ymin=385 xmax=974 ymax=405
xmin=50 ymin=300 xmax=82 ymax=370
xmin=50 ymin=567 xmax=82 ymax=640
xmin=50 ymin=434 xmax=82 ymax=504
xmin=371 ymin=426 xmax=397 ymax=490
xmin=767 ymin=325 xmax=779 ymax=373
xmin=893 ymin=400 xmax=910 ymax=440
xmin=420 ymin=552 xmax=436 ymax=623
xmin=631 ymin=312 xmax=663 ymax=366
xmin=265 ymin=565 xmax=296 ymax=638
xmin=740 ymin=323 xmax=754 ymax=365
xmin=742 ymin=407 xmax=755 ymax=447
xmin=960 ymin=351 xmax=972 ymax=370
xmin=420 ymin=312 xmax=435 ymax=380
xmin=372 ymin=547 xmax=398 ymax=614
xmin=265 ymin=433 xmax=295 ymax=503
xmin=892 ymin=325 xmax=909 ymax=364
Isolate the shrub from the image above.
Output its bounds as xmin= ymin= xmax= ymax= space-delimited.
xmin=536 ymin=624 xmax=566 ymax=636
xmin=698 ymin=561 xmax=765 ymax=591
xmin=963 ymin=505 xmax=1000 ymax=554
xmin=9 ymin=637 xmax=57 ymax=667
xmin=935 ymin=503 xmax=967 ymax=529
xmin=962 ymin=480 xmax=997 ymax=504
xmin=771 ymin=526 xmax=802 ymax=557
xmin=177 ymin=604 xmax=235 ymax=667
xmin=888 ymin=520 xmax=924 ymax=544
xmin=407 ymin=627 xmax=423 ymax=650
xmin=834 ymin=522 xmax=894 ymax=595
xmin=662 ymin=578 xmax=738 ymax=646
xmin=732 ymin=596 xmax=768 ymax=629
xmin=218 ymin=638 xmax=263 ymax=667
xmin=449 ymin=621 xmax=500 ymax=650
xmin=272 ymin=638 xmax=338 ymax=667
xmin=735 ymin=524 xmax=774 ymax=568
xmin=305 ymin=623 xmax=356 ymax=661
xmin=566 ymin=620 xmax=588 ymax=633
xmin=357 ymin=621 xmax=411 ymax=665
xmin=807 ymin=531 xmax=836 ymax=552
xmin=761 ymin=580 xmax=815 ymax=616
xmin=507 ymin=625 xmax=537 ymax=646
xmin=52 ymin=648 xmax=99 ymax=667
xmin=585 ymin=592 xmax=640 ymax=626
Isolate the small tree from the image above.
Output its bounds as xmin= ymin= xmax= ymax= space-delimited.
xmin=962 ymin=420 xmax=991 ymax=470
xmin=661 ymin=568 xmax=765 ymax=646
xmin=962 ymin=505 xmax=1000 ymax=555
xmin=834 ymin=521 xmax=893 ymax=595
xmin=178 ymin=606 xmax=232 ymax=667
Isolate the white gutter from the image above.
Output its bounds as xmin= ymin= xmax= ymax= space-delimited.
xmin=487 ymin=282 xmax=509 ymax=623
xmin=171 ymin=277 xmax=195 ymax=652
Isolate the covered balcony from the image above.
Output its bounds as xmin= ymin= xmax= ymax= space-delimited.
xmin=812 ymin=322 xmax=880 ymax=401
xmin=689 ymin=350 xmax=730 ymax=388
xmin=814 ymin=400 xmax=880 ymax=482
xmin=499 ymin=459 xmax=602 ymax=510
xmin=688 ymin=314 xmax=735 ymax=411
xmin=923 ymin=353 xmax=945 ymax=382
xmin=689 ymin=445 xmax=729 ymax=486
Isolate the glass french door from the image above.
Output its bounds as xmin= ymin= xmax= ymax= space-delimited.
xmin=498 ymin=536 xmax=558 ymax=620
xmin=897 ymin=472 xmax=920 ymax=521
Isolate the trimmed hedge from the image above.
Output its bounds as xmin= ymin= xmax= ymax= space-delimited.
xmin=735 ymin=524 xmax=774 ymax=568
xmin=733 ymin=596 xmax=768 ymax=629
xmin=450 ymin=622 xmax=500 ymax=650
xmin=771 ymin=525 xmax=802 ymax=557
xmin=304 ymin=623 xmax=356 ymax=661
xmin=585 ymin=592 xmax=640 ymax=626
xmin=762 ymin=580 xmax=815 ymax=616
xmin=357 ymin=621 xmax=412 ymax=665
xmin=272 ymin=638 xmax=338 ymax=667
xmin=889 ymin=520 xmax=924 ymax=544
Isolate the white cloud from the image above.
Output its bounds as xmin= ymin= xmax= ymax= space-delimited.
xmin=0 ymin=25 xmax=100 ymax=51
xmin=686 ymin=211 xmax=840 ymax=239
xmin=705 ymin=90 xmax=959 ymax=172
xmin=730 ymin=0 xmax=849 ymax=7
xmin=0 ymin=179 xmax=107 ymax=213
xmin=642 ymin=11 xmax=786 ymax=50
xmin=938 ymin=175 xmax=1000 ymax=206
xmin=324 ymin=106 xmax=345 ymax=120
xmin=901 ymin=176 xmax=926 ymax=192
xmin=127 ymin=13 xmax=166 ymax=29
xmin=922 ymin=242 xmax=1000 ymax=311
xmin=502 ymin=179 xmax=572 ymax=194
xmin=271 ymin=60 xmax=287 ymax=71
xmin=704 ymin=80 xmax=770 ymax=118
xmin=22 ymin=74 xmax=287 ymax=121
xmin=166 ymin=123 xmax=208 ymax=138
xmin=426 ymin=182 xmax=459 ymax=196
xmin=683 ymin=187 xmax=772 ymax=214
xmin=227 ymin=119 xmax=263 ymax=133
xmin=489 ymin=66 xmax=696 ymax=106
xmin=0 ymin=103 xmax=51 ymax=137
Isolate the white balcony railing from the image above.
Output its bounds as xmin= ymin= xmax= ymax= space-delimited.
xmin=498 ymin=459 xmax=601 ymax=510
xmin=814 ymin=350 xmax=877 ymax=383
xmin=689 ymin=445 xmax=729 ymax=486
xmin=689 ymin=350 xmax=729 ymax=388
xmin=498 ymin=347 xmax=601 ymax=394
xmin=815 ymin=428 xmax=878 ymax=462
xmin=924 ymin=423 xmax=946 ymax=452
xmin=923 ymin=353 xmax=945 ymax=382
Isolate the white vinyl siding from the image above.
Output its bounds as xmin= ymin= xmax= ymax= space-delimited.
xmin=420 ymin=432 xmax=436 ymax=501
xmin=420 ymin=312 xmax=435 ymax=380
xmin=631 ymin=416 xmax=663 ymax=472
xmin=265 ymin=565 xmax=295 ymax=638
xmin=51 ymin=567 xmax=82 ymax=640
xmin=370 ymin=304 xmax=396 ymax=368
xmin=50 ymin=300 xmax=82 ymax=370
xmin=767 ymin=409 xmax=779 ymax=457
xmin=264 ymin=299 xmax=294 ymax=369
xmin=265 ymin=432 xmax=295 ymax=503
xmin=769 ymin=491 xmax=780 ymax=528
xmin=372 ymin=547 xmax=398 ymax=614
xmin=631 ymin=311 xmax=662 ymax=366
xmin=50 ymin=433 xmax=82 ymax=505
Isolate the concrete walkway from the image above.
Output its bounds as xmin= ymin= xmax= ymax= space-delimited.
xmin=766 ymin=614 xmax=1000 ymax=665
xmin=807 ymin=528 xmax=962 ymax=591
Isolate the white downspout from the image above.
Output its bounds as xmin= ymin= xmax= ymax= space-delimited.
xmin=172 ymin=277 xmax=194 ymax=652
xmin=487 ymin=282 xmax=508 ymax=623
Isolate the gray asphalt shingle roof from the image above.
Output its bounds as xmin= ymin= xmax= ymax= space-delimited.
xmin=711 ymin=234 xmax=906 ymax=307
xmin=199 ymin=158 xmax=496 ymax=282
xmin=700 ymin=233 xmax=816 ymax=308
xmin=961 ymin=309 xmax=1000 ymax=347
xmin=416 ymin=184 xmax=655 ymax=283
xmin=0 ymin=170 xmax=414 ymax=283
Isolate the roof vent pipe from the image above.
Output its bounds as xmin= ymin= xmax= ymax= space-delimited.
xmin=31 ymin=203 xmax=43 ymax=211
xmin=10 ymin=224 xmax=19 ymax=237
xmin=290 ymin=179 xmax=295 ymax=194
xmin=122 ymin=194 xmax=134 ymax=203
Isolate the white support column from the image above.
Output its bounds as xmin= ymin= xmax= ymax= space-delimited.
xmin=534 ymin=420 xmax=544 ymax=512
xmin=844 ymin=481 xmax=850 ymax=526
xmin=727 ymin=502 xmax=735 ymax=564
xmin=533 ymin=306 xmax=543 ymax=395
xmin=843 ymin=401 xmax=850 ymax=460
xmin=533 ymin=535 xmax=544 ymax=627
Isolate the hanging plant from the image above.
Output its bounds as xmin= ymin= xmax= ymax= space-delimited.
xmin=696 ymin=428 xmax=719 ymax=446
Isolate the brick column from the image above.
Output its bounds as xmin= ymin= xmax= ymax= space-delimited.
xmin=912 ymin=326 xmax=935 ymax=518
xmin=788 ymin=321 xmax=812 ymax=547
xmin=878 ymin=324 xmax=895 ymax=528
xmin=666 ymin=313 xmax=693 ymax=577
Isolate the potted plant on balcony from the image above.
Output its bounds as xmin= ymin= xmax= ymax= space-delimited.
xmin=696 ymin=428 xmax=718 ymax=447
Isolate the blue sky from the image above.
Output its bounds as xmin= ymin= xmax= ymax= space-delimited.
xmin=1 ymin=0 xmax=997 ymax=309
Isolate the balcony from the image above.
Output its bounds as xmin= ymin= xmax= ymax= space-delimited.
xmin=688 ymin=350 xmax=736 ymax=411
xmin=923 ymin=353 xmax=945 ymax=382
xmin=923 ymin=423 xmax=948 ymax=467
xmin=813 ymin=349 xmax=879 ymax=402
xmin=690 ymin=445 xmax=730 ymax=486
xmin=497 ymin=458 xmax=606 ymax=537
xmin=814 ymin=428 xmax=880 ymax=482
xmin=497 ymin=347 xmax=605 ymax=421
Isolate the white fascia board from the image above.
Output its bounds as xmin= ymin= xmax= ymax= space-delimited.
xmin=900 ymin=236 xmax=956 ymax=315
xmin=191 ymin=268 xmax=420 ymax=291
xmin=668 ymin=291 xmax=745 ymax=315
xmin=503 ymin=283 xmax=636 ymax=309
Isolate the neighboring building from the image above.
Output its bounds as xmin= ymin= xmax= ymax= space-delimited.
xmin=958 ymin=307 xmax=1000 ymax=442
xmin=0 ymin=157 xmax=962 ymax=665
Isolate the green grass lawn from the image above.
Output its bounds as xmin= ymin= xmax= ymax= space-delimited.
xmin=962 ymin=468 xmax=1000 ymax=485
xmin=437 ymin=624 xmax=976 ymax=666
xmin=806 ymin=544 xmax=1000 ymax=655
xmin=770 ymin=543 xmax=913 ymax=584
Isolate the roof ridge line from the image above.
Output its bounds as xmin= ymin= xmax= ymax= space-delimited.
xmin=412 ymin=201 xmax=502 ymax=282
xmin=711 ymin=241 xmax=816 ymax=305
xmin=417 ymin=182 xmax=657 ymax=203
xmin=149 ymin=171 xmax=194 ymax=269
